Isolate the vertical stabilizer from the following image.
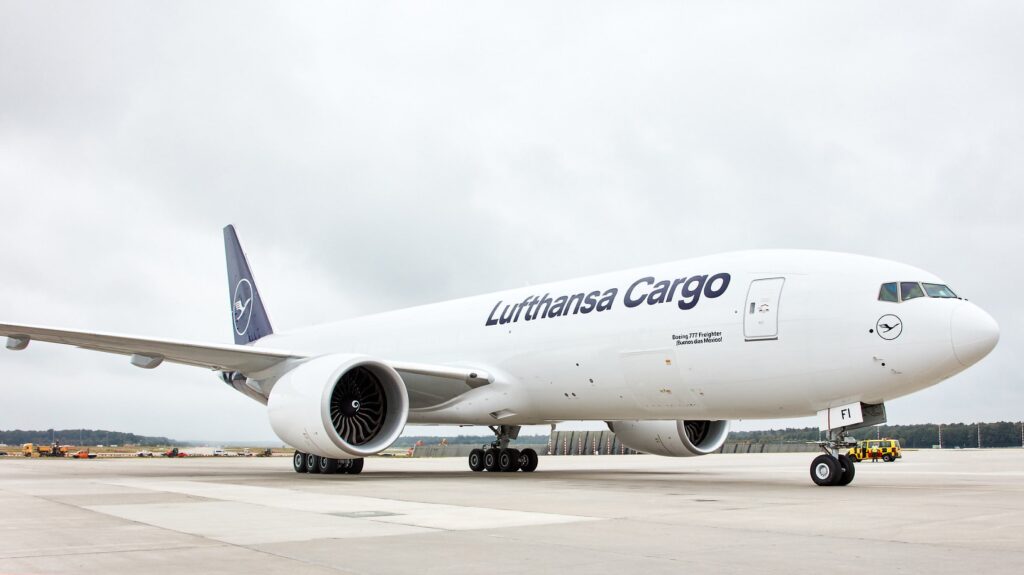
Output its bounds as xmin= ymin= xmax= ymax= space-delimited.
xmin=224 ymin=225 xmax=273 ymax=344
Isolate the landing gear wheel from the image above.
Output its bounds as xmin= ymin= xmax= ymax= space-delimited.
xmin=499 ymin=449 xmax=520 ymax=472
xmin=345 ymin=458 xmax=364 ymax=475
xmin=319 ymin=456 xmax=339 ymax=474
xmin=810 ymin=454 xmax=841 ymax=486
xmin=484 ymin=448 xmax=500 ymax=472
xmin=307 ymin=454 xmax=321 ymax=474
xmin=519 ymin=448 xmax=538 ymax=473
xmin=836 ymin=454 xmax=856 ymax=486
xmin=293 ymin=451 xmax=308 ymax=473
xmin=468 ymin=449 xmax=485 ymax=472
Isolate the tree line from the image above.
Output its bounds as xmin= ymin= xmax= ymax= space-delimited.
xmin=392 ymin=423 xmax=1024 ymax=450
xmin=729 ymin=421 xmax=1024 ymax=449
xmin=5 ymin=423 xmax=1022 ymax=450
xmin=0 ymin=429 xmax=175 ymax=447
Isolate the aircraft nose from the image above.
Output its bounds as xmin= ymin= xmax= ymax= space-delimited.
xmin=950 ymin=302 xmax=999 ymax=367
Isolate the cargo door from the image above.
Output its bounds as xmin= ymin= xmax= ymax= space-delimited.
xmin=744 ymin=277 xmax=784 ymax=341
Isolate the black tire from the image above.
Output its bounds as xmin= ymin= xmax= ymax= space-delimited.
xmin=499 ymin=449 xmax=520 ymax=472
xmin=810 ymin=454 xmax=841 ymax=486
xmin=519 ymin=448 xmax=539 ymax=473
xmin=319 ymin=457 xmax=339 ymax=474
xmin=307 ymin=454 xmax=321 ymax=474
xmin=336 ymin=459 xmax=353 ymax=474
xmin=293 ymin=451 xmax=308 ymax=473
xmin=345 ymin=458 xmax=364 ymax=474
xmin=468 ymin=449 xmax=485 ymax=472
xmin=484 ymin=448 xmax=500 ymax=472
xmin=883 ymin=454 xmax=894 ymax=463
xmin=836 ymin=454 xmax=856 ymax=486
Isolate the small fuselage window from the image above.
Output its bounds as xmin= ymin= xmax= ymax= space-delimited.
xmin=879 ymin=281 xmax=960 ymax=302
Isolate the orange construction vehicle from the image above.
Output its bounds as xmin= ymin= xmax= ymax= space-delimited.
xmin=22 ymin=442 xmax=71 ymax=458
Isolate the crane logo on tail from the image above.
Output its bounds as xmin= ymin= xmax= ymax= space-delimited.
xmin=233 ymin=279 xmax=254 ymax=336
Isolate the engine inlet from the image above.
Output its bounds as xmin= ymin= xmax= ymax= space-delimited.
xmin=329 ymin=366 xmax=387 ymax=446
xmin=683 ymin=420 xmax=711 ymax=446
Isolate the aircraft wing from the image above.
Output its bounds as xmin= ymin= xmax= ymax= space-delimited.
xmin=0 ymin=322 xmax=492 ymax=387
xmin=0 ymin=322 xmax=301 ymax=373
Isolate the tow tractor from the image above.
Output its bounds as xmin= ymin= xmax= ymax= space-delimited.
xmin=848 ymin=438 xmax=902 ymax=462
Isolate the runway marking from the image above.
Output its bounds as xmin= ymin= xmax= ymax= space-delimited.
xmin=87 ymin=479 xmax=598 ymax=544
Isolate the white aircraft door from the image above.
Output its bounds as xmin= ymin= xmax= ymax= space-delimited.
xmin=744 ymin=277 xmax=785 ymax=341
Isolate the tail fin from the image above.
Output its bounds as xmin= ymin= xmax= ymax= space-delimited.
xmin=224 ymin=225 xmax=273 ymax=345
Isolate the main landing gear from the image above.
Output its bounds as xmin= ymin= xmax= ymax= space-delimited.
xmin=468 ymin=425 xmax=539 ymax=473
xmin=293 ymin=451 xmax=364 ymax=475
xmin=810 ymin=430 xmax=856 ymax=487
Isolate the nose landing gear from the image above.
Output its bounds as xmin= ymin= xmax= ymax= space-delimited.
xmin=809 ymin=401 xmax=890 ymax=486
xmin=810 ymin=430 xmax=857 ymax=486
xmin=467 ymin=425 xmax=539 ymax=473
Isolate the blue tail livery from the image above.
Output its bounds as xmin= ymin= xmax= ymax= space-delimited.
xmin=223 ymin=225 xmax=273 ymax=344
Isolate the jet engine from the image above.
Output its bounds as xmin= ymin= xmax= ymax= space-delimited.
xmin=608 ymin=419 xmax=730 ymax=457
xmin=267 ymin=353 xmax=409 ymax=459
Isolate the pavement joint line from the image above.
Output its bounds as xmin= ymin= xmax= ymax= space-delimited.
xmin=0 ymin=543 xmax=221 ymax=561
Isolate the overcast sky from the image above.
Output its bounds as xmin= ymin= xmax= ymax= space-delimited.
xmin=1 ymin=1 xmax=1021 ymax=443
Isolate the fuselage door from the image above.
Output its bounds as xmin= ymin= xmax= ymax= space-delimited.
xmin=744 ymin=277 xmax=785 ymax=341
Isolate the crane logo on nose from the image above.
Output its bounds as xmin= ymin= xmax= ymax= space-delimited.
xmin=876 ymin=314 xmax=902 ymax=340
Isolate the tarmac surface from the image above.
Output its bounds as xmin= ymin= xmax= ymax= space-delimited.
xmin=2 ymin=450 xmax=1023 ymax=574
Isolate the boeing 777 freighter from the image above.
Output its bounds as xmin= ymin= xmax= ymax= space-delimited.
xmin=0 ymin=226 xmax=999 ymax=485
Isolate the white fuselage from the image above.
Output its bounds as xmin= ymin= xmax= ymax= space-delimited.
xmin=253 ymin=250 xmax=997 ymax=426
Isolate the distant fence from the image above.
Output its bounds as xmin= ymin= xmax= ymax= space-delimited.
xmin=721 ymin=442 xmax=818 ymax=454
xmin=548 ymin=430 xmax=639 ymax=455
xmin=409 ymin=430 xmax=818 ymax=458
xmin=411 ymin=444 xmax=549 ymax=458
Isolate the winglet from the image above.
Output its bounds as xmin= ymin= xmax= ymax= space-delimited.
xmin=224 ymin=225 xmax=273 ymax=345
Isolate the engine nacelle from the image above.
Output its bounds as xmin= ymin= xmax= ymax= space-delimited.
xmin=267 ymin=354 xmax=409 ymax=459
xmin=608 ymin=419 xmax=730 ymax=457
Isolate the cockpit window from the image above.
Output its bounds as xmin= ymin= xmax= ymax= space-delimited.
xmin=901 ymin=282 xmax=925 ymax=301
xmin=923 ymin=283 xmax=958 ymax=298
xmin=878 ymin=283 xmax=899 ymax=302
xmin=880 ymin=281 xmax=959 ymax=302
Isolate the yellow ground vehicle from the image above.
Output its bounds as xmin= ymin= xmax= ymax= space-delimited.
xmin=848 ymin=438 xmax=902 ymax=462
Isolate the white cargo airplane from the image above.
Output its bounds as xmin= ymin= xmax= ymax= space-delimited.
xmin=0 ymin=226 xmax=1000 ymax=486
